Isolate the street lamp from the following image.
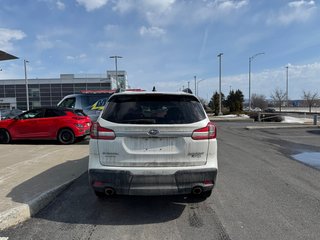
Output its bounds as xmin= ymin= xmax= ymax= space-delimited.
xmin=194 ymin=76 xmax=197 ymax=95
xmin=109 ymin=56 xmax=122 ymax=88
xmin=248 ymin=52 xmax=264 ymax=110
xmin=286 ymin=64 xmax=289 ymax=107
xmin=196 ymin=78 xmax=206 ymax=97
xmin=24 ymin=59 xmax=29 ymax=111
xmin=217 ymin=53 xmax=223 ymax=115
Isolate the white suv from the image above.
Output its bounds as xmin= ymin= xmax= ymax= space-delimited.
xmin=88 ymin=91 xmax=218 ymax=198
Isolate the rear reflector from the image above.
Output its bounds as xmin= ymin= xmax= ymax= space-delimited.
xmin=192 ymin=122 xmax=216 ymax=140
xmin=93 ymin=181 xmax=104 ymax=187
xmin=203 ymin=180 xmax=213 ymax=185
xmin=90 ymin=122 xmax=116 ymax=140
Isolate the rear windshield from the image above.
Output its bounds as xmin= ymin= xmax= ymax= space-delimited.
xmin=101 ymin=94 xmax=206 ymax=124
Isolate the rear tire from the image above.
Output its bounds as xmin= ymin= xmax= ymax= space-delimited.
xmin=0 ymin=129 xmax=10 ymax=144
xmin=58 ymin=129 xmax=75 ymax=144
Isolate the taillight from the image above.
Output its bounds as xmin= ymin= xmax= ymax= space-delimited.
xmin=192 ymin=122 xmax=216 ymax=140
xmin=90 ymin=122 xmax=116 ymax=140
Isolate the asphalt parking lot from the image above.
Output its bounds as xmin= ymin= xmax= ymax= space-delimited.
xmin=0 ymin=122 xmax=320 ymax=230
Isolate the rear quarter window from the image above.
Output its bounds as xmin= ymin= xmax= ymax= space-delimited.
xmin=101 ymin=94 xmax=206 ymax=124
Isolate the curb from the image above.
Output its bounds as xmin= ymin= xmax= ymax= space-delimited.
xmin=245 ymin=125 xmax=320 ymax=130
xmin=209 ymin=118 xmax=254 ymax=122
xmin=0 ymin=179 xmax=75 ymax=231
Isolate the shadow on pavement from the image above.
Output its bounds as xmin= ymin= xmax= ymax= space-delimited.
xmin=307 ymin=130 xmax=320 ymax=135
xmin=32 ymin=173 xmax=197 ymax=225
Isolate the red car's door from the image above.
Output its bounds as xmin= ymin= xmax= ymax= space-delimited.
xmin=11 ymin=109 xmax=46 ymax=139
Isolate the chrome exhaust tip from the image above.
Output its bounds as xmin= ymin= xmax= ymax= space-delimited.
xmin=105 ymin=187 xmax=115 ymax=196
xmin=192 ymin=186 xmax=203 ymax=195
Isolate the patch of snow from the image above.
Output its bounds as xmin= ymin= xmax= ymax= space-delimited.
xmin=282 ymin=116 xmax=307 ymax=124
xmin=215 ymin=114 xmax=249 ymax=118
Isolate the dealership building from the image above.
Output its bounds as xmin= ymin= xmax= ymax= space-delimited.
xmin=0 ymin=71 xmax=127 ymax=110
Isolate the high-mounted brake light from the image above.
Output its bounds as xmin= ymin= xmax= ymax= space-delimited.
xmin=191 ymin=122 xmax=216 ymax=140
xmin=90 ymin=122 xmax=116 ymax=140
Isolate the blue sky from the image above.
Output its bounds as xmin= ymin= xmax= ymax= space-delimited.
xmin=0 ymin=0 xmax=320 ymax=101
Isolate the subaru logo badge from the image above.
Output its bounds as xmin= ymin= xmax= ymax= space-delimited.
xmin=148 ymin=129 xmax=159 ymax=136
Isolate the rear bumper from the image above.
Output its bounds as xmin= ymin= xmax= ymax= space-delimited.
xmin=89 ymin=168 xmax=217 ymax=195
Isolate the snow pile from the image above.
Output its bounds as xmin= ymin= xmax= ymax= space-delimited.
xmin=215 ymin=114 xmax=250 ymax=119
xmin=282 ymin=116 xmax=310 ymax=124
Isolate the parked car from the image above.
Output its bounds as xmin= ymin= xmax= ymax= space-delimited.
xmin=84 ymin=97 xmax=109 ymax=122
xmin=249 ymin=108 xmax=283 ymax=122
xmin=89 ymin=91 xmax=218 ymax=198
xmin=91 ymin=97 xmax=108 ymax=111
xmin=0 ymin=109 xmax=23 ymax=120
xmin=0 ymin=107 xmax=91 ymax=144
xmin=57 ymin=92 xmax=113 ymax=121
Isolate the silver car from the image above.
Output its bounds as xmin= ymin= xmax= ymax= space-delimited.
xmin=88 ymin=91 xmax=218 ymax=198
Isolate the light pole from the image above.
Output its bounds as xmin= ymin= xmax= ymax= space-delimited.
xmin=24 ymin=59 xmax=29 ymax=111
xmin=196 ymin=78 xmax=206 ymax=97
xmin=194 ymin=76 xmax=197 ymax=95
xmin=248 ymin=52 xmax=264 ymax=110
xmin=109 ymin=56 xmax=122 ymax=88
xmin=286 ymin=65 xmax=289 ymax=107
xmin=217 ymin=53 xmax=223 ymax=115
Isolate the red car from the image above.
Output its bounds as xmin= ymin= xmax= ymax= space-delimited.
xmin=0 ymin=107 xmax=91 ymax=144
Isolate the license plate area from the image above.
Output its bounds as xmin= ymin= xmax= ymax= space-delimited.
xmin=124 ymin=137 xmax=178 ymax=153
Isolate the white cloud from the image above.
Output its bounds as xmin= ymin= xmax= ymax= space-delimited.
xmin=34 ymin=28 xmax=73 ymax=51
xmin=139 ymin=26 xmax=166 ymax=38
xmin=140 ymin=0 xmax=175 ymax=12
xmin=36 ymin=35 xmax=55 ymax=49
xmin=112 ymin=0 xmax=248 ymax=32
xmin=112 ymin=0 xmax=134 ymax=13
xmin=76 ymin=0 xmax=108 ymax=11
xmin=56 ymin=0 xmax=65 ymax=10
xmin=267 ymin=0 xmax=317 ymax=26
xmin=66 ymin=53 xmax=87 ymax=60
xmin=181 ymin=0 xmax=249 ymax=25
xmin=215 ymin=0 xmax=249 ymax=11
xmin=0 ymin=28 xmax=26 ymax=51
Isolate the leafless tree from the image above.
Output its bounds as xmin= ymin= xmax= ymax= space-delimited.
xmin=303 ymin=90 xmax=318 ymax=113
xmin=251 ymin=93 xmax=268 ymax=110
xmin=270 ymin=88 xmax=286 ymax=112
xmin=198 ymin=97 xmax=208 ymax=106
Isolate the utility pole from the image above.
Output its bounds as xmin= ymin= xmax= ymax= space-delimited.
xmin=248 ymin=52 xmax=264 ymax=111
xmin=217 ymin=53 xmax=223 ymax=115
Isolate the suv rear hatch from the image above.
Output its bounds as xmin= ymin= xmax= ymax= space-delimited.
xmin=91 ymin=93 xmax=215 ymax=167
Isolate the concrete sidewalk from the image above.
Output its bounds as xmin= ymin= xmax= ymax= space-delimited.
xmin=0 ymin=141 xmax=89 ymax=230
